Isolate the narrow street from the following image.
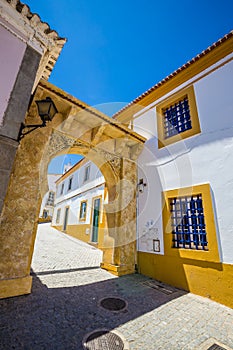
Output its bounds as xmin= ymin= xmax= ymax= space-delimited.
xmin=0 ymin=224 xmax=232 ymax=350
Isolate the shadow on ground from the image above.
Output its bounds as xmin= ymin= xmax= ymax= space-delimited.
xmin=0 ymin=269 xmax=186 ymax=350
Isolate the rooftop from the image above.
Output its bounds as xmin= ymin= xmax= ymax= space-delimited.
xmin=113 ymin=30 xmax=233 ymax=122
xmin=1 ymin=0 xmax=67 ymax=80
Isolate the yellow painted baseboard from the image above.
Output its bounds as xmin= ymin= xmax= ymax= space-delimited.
xmin=101 ymin=262 xmax=135 ymax=276
xmin=0 ymin=276 xmax=32 ymax=299
xmin=138 ymin=251 xmax=233 ymax=308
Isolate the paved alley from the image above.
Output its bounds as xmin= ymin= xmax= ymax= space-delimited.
xmin=0 ymin=224 xmax=233 ymax=350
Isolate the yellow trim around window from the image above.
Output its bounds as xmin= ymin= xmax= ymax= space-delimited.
xmin=157 ymin=85 xmax=201 ymax=148
xmin=162 ymin=183 xmax=220 ymax=262
xmin=79 ymin=200 xmax=88 ymax=221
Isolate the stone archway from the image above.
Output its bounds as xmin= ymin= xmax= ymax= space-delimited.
xmin=0 ymin=80 xmax=145 ymax=298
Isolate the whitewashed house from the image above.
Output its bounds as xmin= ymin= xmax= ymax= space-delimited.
xmin=52 ymin=158 xmax=107 ymax=247
xmin=114 ymin=31 xmax=233 ymax=307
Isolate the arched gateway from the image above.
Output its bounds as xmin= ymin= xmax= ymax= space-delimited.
xmin=0 ymin=80 xmax=145 ymax=298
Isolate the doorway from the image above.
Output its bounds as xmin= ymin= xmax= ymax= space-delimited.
xmin=63 ymin=207 xmax=69 ymax=231
xmin=91 ymin=197 xmax=101 ymax=243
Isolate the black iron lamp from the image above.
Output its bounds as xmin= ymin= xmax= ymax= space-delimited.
xmin=18 ymin=97 xmax=58 ymax=141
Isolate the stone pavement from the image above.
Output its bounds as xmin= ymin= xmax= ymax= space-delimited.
xmin=0 ymin=224 xmax=233 ymax=350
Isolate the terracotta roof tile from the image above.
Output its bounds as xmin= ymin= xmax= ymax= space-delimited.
xmin=113 ymin=30 xmax=233 ymax=119
xmin=4 ymin=0 xmax=67 ymax=80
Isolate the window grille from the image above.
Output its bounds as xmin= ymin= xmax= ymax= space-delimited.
xmin=170 ymin=194 xmax=208 ymax=250
xmin=163 ymin=96 xmax=192 ymax=139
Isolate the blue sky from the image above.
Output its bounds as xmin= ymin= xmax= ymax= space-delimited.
xmin=25 ymin=0 xmax=233 ymax=173
xmin=47 ymin=154 xmax=82 ymax=174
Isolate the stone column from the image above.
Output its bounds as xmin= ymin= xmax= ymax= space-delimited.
xmin=0 ymin=124 xmax=53 ymax=298
xmin=101 ymin=158 xmax=137 ymax=276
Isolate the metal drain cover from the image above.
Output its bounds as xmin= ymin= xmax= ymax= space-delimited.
xmin=83 ymin=330 xmax=124 ymax=350
xmin=207 ymin=345 xmax=227 ymax=350
xmin=100 ymin=297 xmax=127 ymax=311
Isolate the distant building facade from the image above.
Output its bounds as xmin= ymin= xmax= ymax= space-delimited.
xmin=52 ymin=159 xmax=107 ymax=248
xmin=39 ymin=174 xmax=60 ymax=221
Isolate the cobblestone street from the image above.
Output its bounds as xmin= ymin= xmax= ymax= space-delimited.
xmin=0 ymin=224 xmax=233 ymax=350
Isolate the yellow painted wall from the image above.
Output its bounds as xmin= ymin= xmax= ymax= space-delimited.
xmin=139 ymin=182 xmax=233 ymax=308
xmin=66 ymin=224 xmax=91 ymax=243
xmin=52 ymin=217 xmax=106 ymax=251
xmin=138 ymin=252 xmax=233 ymax=308
xmin=53 ymin=225 xmax=62 ymax=231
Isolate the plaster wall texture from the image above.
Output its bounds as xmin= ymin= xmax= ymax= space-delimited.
xmin=56 ymin=161 xmax=103 ymax=199
xmin=52 ymin=161 xmax=105 ymax=229
xmin=134 ymin=57 xmax=233 ymax=264
xmin=53 ymin=184 xmax=105 ymax=228
xmin=0 ymin=45 xmax=41 ymax=140
xmin=0 ymin=24 xmax=26 ymax=125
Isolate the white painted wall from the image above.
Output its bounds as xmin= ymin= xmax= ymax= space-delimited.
xmin=52 ymin=161 xmax=105 ymax=234
xmin=56 ymin=161 xmax=103 ymax=199
xmin=134 ymin=57 xmax=233 ymax=264
xmin=0 ymin=24 xmax=26 ymax=125
xmin=53 ymin=184 xmax=105 ymax=228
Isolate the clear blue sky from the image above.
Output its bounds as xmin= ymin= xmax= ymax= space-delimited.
xmin=25 ymin=0 xmax=233 ymax=173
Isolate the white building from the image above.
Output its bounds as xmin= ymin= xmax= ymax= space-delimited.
xmin=114 ymin=31 xmax=233 ymax=307
xmin=52 ymin=158 xmax=107 ymax=247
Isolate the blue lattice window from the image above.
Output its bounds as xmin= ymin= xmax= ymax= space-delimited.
xmin=163 ymin=96 xmax=192 ymax=139
xmin=170 ymin=194 xmax=208 ymax=250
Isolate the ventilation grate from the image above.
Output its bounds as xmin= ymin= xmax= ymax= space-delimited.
xmin=207 ymin=344 xmax=227 ymax=350
xmin=142 ymin=280 xmax=175 ymax=294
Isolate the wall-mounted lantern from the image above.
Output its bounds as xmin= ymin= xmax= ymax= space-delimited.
xmin=18 ymin=97 xmax=58 ymax=141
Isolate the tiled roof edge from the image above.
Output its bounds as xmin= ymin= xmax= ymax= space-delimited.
xmin=113 ymin=30 xmax=233 ymax=119
xmin=5 ymin=0 xmax=67 ymax=80
xmin=6 ymin=0 xmax=66 ymax=41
